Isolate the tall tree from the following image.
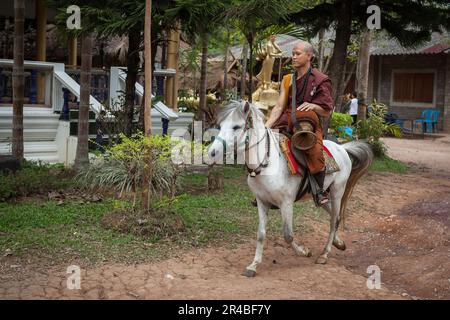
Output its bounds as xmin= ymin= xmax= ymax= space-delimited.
xmin=240 ymin=42 xmax=248 ymax=99
xmin=289 ymin=0 xmax=450 ymax=111
xmin=12 ymin=0 xmax=25 ymax=160
xmin=142 ymin=0 xmax=152 ymax=212
xmin=226 ymin=0 xmax=298 ymax=102
xmin=166 ymin=0 xmax=228 ymax=120
xmin=356 ymin=28 xmax=372 ymax=122
xmin=50 ymin=0 xmax=174 ymax=136
xmin=74 ymin=34 xmax=93 ymax=170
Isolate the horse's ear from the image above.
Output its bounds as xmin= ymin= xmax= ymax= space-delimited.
xmin=243 ymin=101 xmax=250 ymax=114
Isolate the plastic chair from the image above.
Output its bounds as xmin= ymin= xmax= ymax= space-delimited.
xmin=432 ymin=110 xmax=441 ymax=133
xmin=414 ymin=109 xmax=435 ymax=133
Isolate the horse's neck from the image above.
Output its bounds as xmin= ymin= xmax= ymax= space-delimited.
xmin=246 ymin=126 xmax=283 ymax=171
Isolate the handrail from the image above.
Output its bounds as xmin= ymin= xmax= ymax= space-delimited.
xmin=110 ymin=66 xmax=178 ymax=121
xmin=0 ymin=59 xmax=103 ymax=115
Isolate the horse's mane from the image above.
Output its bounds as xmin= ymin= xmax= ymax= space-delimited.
xmin=216 ymin=100 xmax=265 ymax=124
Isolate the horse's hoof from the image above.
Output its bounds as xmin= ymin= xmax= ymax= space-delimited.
xmin=305 ymin=249 xmax=313 ymax=257
xmin=242 ymin=269 xmax=256 ymax=277
xmin=333 ymin=240 xmax=346 ymax=251
xmin=297 ymin=247 xmax=312 ymax=257
xmin=315 ymin=256 xmax=328 ymax=264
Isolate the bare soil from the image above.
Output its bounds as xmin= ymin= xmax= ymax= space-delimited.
xmin=1 ymin=135 xmax=449 ymax=300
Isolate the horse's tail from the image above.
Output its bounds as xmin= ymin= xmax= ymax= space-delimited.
xmin=340 ymin=140 xmax=374 ymax=227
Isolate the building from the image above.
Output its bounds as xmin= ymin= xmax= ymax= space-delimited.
xmin=367 ymin=32 xmax=450 ymax=132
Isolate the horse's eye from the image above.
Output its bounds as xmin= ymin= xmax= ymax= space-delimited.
xmin=232 ymin=125 xmax=241 ymax=130
xmin=217 ymin=125 xmax=221 ymax=130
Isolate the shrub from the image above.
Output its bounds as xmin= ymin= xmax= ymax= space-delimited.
xmin=355 ymin=100 xmax=402 ymax=157
xmin=329 ymin=112 xmax=353 ymax=140
xmin=0 ymin=161 xmax=76 ymax=201
xmin=77 ymin=132 xmax=184 ymax=208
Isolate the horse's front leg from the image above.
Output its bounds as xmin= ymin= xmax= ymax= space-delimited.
xmin=280 ymin=202 xmax=312 ymax=257
xmin=243 ymin=198 xmax=269 ymax=277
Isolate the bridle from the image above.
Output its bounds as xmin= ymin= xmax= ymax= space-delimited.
xmin=242 ymin=109 xmax=270 ymax=177
xmin=212 ymin=102 xmax=272 ymax=177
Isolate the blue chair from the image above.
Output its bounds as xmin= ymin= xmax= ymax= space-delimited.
xmin=414 ymin=109 xmax=436 ymax=133
xmin=338 ymin=126 xmax=353 ymax=138
xmin=432 ymin=110 xmax=441 ymax=133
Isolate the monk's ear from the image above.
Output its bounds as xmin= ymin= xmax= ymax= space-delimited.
xmin=243 ymin=101 xmax=250 ymax=114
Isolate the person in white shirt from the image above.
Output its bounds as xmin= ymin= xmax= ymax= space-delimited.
xmin=348 ymin=92 xmax=358 ymax=124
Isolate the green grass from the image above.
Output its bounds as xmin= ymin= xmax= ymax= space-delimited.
xmin=370 ymin=156 xmax=408 ymax=173
xmin=0 ymin=165 xmax=326 ymax=265
xmin=0 ymin=200 xmax=161 ymax=263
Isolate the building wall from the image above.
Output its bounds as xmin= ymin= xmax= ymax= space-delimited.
xmin=444 ymin=54 xmax=450 ymax=132
xmin=369 ymin=54 xmax=448 ymax=131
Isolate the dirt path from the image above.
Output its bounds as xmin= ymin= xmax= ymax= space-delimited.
xmin=1 ymin=136 xmax=449 ymax=300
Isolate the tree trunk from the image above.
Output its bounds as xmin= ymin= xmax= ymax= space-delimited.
xmin=74 ymin=33 xmax=93 ymax=171
xmin=247 ymin=34 xmax=254 ymax=102
xmin=240 ymin=42 xmax=248 ymax=99
xmin=356 ymin=28 xmax=372 ymax=122
xmin=317 ymin=28 xmax=325 ymax=72
xmin=124 ymin=29 xmax=140 ymax=136
xmin=198 ymin=33 xmax=209 ymax=120
xmin=223 ymin=30 xmax=229 ymax=98
xmin=142 ymin=0 xmax=152 ymax=213
xmin=327 ymin=0 xmax=353 ymax=111
xmin=207 ymin=164 xmax=223 ymax=192
xmin=12 ymin=0 xmax=24 ymax=160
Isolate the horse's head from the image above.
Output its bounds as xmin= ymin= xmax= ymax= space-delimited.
xmin=207 ymin=100 xmax=265 ymax=163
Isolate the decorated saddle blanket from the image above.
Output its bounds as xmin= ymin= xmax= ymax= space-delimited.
xmin=279 ymin=135 xmax=340 ymax=175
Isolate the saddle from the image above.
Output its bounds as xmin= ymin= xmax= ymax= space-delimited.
xmin=279 ymin=134 xmax=340 ymax=176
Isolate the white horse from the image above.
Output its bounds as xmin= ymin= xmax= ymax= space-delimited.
xmin=207 ymin=100 xmax=373 ymax=277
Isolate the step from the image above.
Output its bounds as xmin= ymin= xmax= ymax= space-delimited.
xmin=25 ymin=154 xmax=59 ymax=164
xmin=0 ymin=117 xmax=59 ymax=130
xmin=0 ymin=141 xmax=58 ymax=154
xmin=0 ymin=128 xmax=58 ymax=142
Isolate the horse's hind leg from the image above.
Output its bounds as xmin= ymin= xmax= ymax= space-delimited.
xmin=280 ymin=202 xmax=312 ymax=257
xmin=316 ymin=189 xmax=343 ymax=264
xmin=322 ymin=202 xmax=346 ymax=251
xmin=244 ymin=199 xmax=269 ymax=277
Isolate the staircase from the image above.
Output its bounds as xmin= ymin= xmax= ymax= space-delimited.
xmin=0 ymin=107 xmax=60 ymax=163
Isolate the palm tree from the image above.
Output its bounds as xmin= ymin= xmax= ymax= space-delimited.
xmin=166 ymin=0 xmax=228 ymax=120
xmin=74 ymin=34 xmax=93 ymax=170
xmin=12 ymin=0 xmax=25 ymax=160
xmin=225 ymin=0 xmax=297 ymax=102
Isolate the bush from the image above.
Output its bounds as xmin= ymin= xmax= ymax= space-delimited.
xmin=355 ymin=100 xmax=402 ymax=157
xmin=0 ymin=161 xmax=76 ymax=201
xmin=329 ymin=112 xmax=353 ymax=140
xmin=77 ymin=132 xmax=184 ymax=208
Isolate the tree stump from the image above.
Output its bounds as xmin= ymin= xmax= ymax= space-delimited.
xmin=207 ymin=165 xmax=223 ymax=191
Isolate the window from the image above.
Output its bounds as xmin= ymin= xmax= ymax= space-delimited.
xmin=393 ymin=72 xmax=434 ymax=104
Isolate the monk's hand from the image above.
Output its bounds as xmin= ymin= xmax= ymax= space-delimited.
xmin=296 ymin=102 xmax=319 ymax=112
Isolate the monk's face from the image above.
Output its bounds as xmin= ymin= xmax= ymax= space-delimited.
xmin=292 ymin=43 xmax=312 ymax=69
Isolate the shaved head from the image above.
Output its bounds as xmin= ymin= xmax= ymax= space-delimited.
xmin=293 ymin=40 xmax=315 ymax=56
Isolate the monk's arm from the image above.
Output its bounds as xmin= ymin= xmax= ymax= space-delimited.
xmin=265 ymin=83 xmax=287 ymax=128
xmin=297 ymin=102 xmax=332 ymax=117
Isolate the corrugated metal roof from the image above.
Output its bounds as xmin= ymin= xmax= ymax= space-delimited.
xmin=370 ymin=31 xmax=450 ymax=56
